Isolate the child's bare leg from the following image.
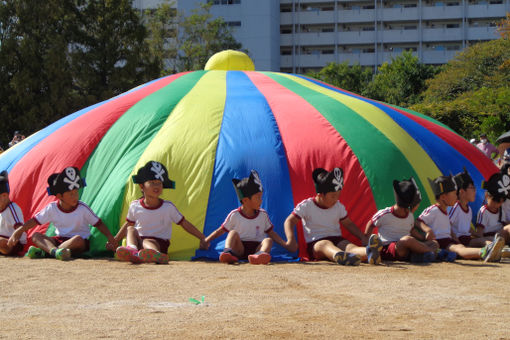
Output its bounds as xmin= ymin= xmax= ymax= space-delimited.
xmin=31 ymin=232 xmax=58 ymax=254
xmin=59 ymin=235 xmax=87 ymax=256
xmin=469 ymin=237 xmax=492 ymax=248
xmin=257 ymin=238 xmax=273 ymax=253
xmin=340 ymin=241 xmax=368 ymax=261
xmin=448 ymin=244 xmax=480 ymax=260
xmin=425 ymin=240 xmax=439 ymax=253
xmin=501 ymin=225 xmax=510 ymax=245
xmin=396 ymin=235 xmax=433 ymax=258
xmin=0 ymin=237 xmax=13 ymax=255
xmin=224 ymin=230 xmax=244 ymax=256
xmin=313 ymin=240 xmax=340 ymax=261
xmin=125 ymin=226 xmax=141 ymax=249
xmin=142 ymin=238 xmax=161 ymax=252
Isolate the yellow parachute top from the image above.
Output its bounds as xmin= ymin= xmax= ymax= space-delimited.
xmin=204 ymin=50 xmax=255 ymax=71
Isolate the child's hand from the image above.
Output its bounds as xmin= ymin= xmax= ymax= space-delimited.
xmin=425 ymin=230 xmax=435 ymax=241
xmin=7 ymin=228 xmax=22 ymax=247
xmin=105 ymin=237 xmax=118 ymax=251
xmin=199 ymin=238 xmax=209 ymax=250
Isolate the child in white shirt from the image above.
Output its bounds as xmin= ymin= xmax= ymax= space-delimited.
xmin=9 ymin=167 xmax=117 ymax=260
xmin=205 ymin=170 xmax=290 ymax=265
xmin=114 ymin=161 xmax=207 ymax=264
xmin=0 ymin=170 xmax=26 ymax=256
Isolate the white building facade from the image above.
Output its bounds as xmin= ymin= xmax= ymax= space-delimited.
xmin=134 ymin=0 xmax=510 ymax=72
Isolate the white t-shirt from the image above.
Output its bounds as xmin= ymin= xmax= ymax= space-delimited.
xmin=34 ymin=201 xmax=100 ymax=239
xmin=418 ymin=204 xmax=452 ymax=240
xmin=448 ymin=202 xmax=472 ymax=237
xmin=292 ymin=197 xmax=348 ymax=243
xmin=221 ymin=207 xmax=273 ymax=242
xmin=0 ymin=202 xmax=26 ymax=244
xmin=371 ymin=206 xmax=414 ymax=245
xmin=126 ymin=198 xmax=184 ymax=240
xmin=502 ymin=200 xmax=510 ymax=224
xmin=476 ymin=205 xmax=506 ymax=234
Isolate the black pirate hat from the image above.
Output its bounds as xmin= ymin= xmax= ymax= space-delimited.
xmin=132 ymin=161 xmax=175 ymax=189
xmin=428 ymin=175 xmax=457 ymax=197
xmin=453 ymin=168 xmax=474 ymax=191
xmin=0 ymin=170 xmax=9 ymax=194
xmin=313 ymin=167 xmax=344 ymax=194
xmin=482 ymin=172 xmax=510 ymax=200
xmin=47 ymin=167 xmax=86 ymax=196
xmin=393 ymin=177 xmax=422 ymax=209
xmin=232 ymin=170 xmax=263 ymax=200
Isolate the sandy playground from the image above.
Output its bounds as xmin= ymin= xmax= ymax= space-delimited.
xmin=1 ymin=256 xmax=510 ymax=339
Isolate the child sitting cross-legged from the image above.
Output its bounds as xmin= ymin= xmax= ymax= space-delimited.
xmin=475 ymin=171 xmax=510 ymax=255
xmin=0 ymin=170 xmax=27 ymax=256
xmin=9 ymin=167 xmax=118 ymax=260
xmin=283 ymin=167 xmax=382 ymax=266
xmin=417 ymin=175 xmax=504 ymax=263
xmin=365 ymin=177 xmax=437 ymax=263
xmin=204 ymin=170 xmax=291 ymax=265
xmin=114 ymin=161 xmax=208 ymax=264
xmin=449 ymin=169 xmax=492 ymax=248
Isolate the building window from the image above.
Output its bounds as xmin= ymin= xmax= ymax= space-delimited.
xmin=446 ymin=23 xmax=460 ymax=28
xmin=227 ymin=21 xmax=241 ymax=27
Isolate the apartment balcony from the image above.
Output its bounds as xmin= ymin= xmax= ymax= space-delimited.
xmin=466 ymin=26 xmax=499 ymax=40
xmin=421 ymin=50 xmax=460 ymax=64
xmin=281 ymin=4 xmax=507 ymax=26
xmin=422 ymin=28 xmax=463 ymax=41
xmin=280 ymin=32 xmax=335 ymax=45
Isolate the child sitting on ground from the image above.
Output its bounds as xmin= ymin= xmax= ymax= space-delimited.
xmin=365 ymin=177 xmax=437 ymax=263
xmin=283 ymin=167 xmax=381 ymax=266
xmin=0 ymin=170 xmax=26 ymax=256
xmin=418 ymin=175 xmax=503 ymax=263
xmin=449 ymin=169 xmax=492 ymax=247
xmin=114 ymin=161 xmax=208 ymax=264
xmin=204 ymin=170 xmax=291 ymax=265
xmin=475 ymin=171 xmax=510 ymax=249
xmin=8 ymin=167 xmax=117 ymax=260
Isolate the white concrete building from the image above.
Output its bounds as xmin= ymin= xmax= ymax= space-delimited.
xmin=134 ymin=0 xmax=510 ymax=72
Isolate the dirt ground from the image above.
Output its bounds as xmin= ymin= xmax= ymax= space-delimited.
xmin=1 ymin=256 xmax=510 ymax=340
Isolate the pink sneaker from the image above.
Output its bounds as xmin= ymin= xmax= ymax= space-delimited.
xmin=248 ymin=252 xmax=271 ymax=265
xmin=219 ymin=251 xmax=238 ymax=264
xmin=116 ymin=246 xmax=139 ymax=263
xmin=138 ymin=249 xmax=169 ymax=264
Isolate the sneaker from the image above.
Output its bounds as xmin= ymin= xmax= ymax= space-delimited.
xmin=138 ymin=249 xmax=169 ymax=264
xmin=436 ymin=249 xmax=456 ymax=262
xmin=115 ymin=246 xmax=139 ymax=262
xmin=25 ymin=246 xmax=45 ymax=259
xmin=219 ymin=250 xmax=238 ymax=264
xmin=501 ymin=247 xmax=510 ymax=258
xmin=333 ymin=251 xmax=361 ymax=266
xmin=410 ymin=251 xmax=435 ymax=263
xmin=248 ymin=252 xmax=271 ymax=265
xmin=366 ymin=234 xmax=382 ymax=265
xmin=481 ymin=235 xmax=505 ymax=263
xmin=55 ymin=248 xmax=71 ymax=261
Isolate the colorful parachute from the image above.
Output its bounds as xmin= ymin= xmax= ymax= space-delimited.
xmin=0 ymin=51 xmax=498 ymax=260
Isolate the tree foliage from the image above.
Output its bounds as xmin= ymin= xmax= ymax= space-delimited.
xmin=176 ymin=2 xmax=243 ymax=71
xmin=411 ymin=37 xmax=510 ymax=140
xmin=362 ymin=51 xmax=438 ymax=106
xmin=306 ymin=62 xmax=372 ymax=95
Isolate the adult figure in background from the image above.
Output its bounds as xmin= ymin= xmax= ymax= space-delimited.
xmin=476 ymin=133 xmax=498 ymax=159
xmin=495 ymin=131 xmax=510 ymax=168
xmin=8 ymin=131 xmax=25 ymax=148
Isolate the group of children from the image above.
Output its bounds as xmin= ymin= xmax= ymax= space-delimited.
xmin=1 ymin=158 xmax=510 ymax=266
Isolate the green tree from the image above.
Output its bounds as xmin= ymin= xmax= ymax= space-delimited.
xmin=143 ymin=0 xmax=178 ymax=76
xmin=362 ymin=51 xmax=438 ymax=106
xmin=306 ymin=62 xmax=372 ymax=95
xmin=0 ymin=0 xmax=80 ymax=147
xmin=71 ymin=0 xmax=160 ymax=104
xmin=176 ymin=2 xmax=243 ymax=71
xmin=412 ymin=38 xmax=510 ymax=139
